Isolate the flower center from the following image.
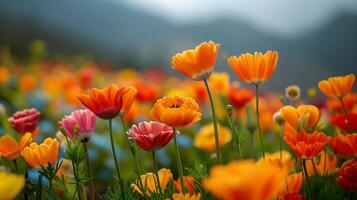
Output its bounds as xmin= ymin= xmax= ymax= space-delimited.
xmin=169 ymin=104 xmax=181 ymax=108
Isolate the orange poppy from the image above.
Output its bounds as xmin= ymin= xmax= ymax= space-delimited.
xmin=281 ymin=105 xmax=320 ymax=132
xmin=21 ymin=138 xmax=59 ymax=168
xmin=203 ymin=160 xmax=287 ymax=200
xmin=174 ymin=176 xmax=195 ymax=194
xmin=172 ymin=41 xmax=220 ymax=80
xmin=191 ymin=82 xmax=208 ymax=102
xmin=133 ymin=81 xmax=159 ymax=103
xmin=318 ymin=74 xmax=355 ymax=98
xmin=78 ymin=84 xmax=137 ymax=119
xmin=330 ymin=133 xmax=357 ymax=157
xmin=337 ymin=159 xmax=357 ymax=191
xmin=151 ymin=95 xmax=201 ymax=127
xmin=228 ymin=82 xmax=254 ymax=109
xmin=227 ymin=51 xmax=278 ymax=85
xmin=284 ymin=130 xmax=331 ymax=159
xmin=19 ymin=74 xmax=36 ymax=92
xmin=0 ymin=133 xmax=32 ymax=160
xmin=279 ymin=173 xmax=303 ymax=198
xmin=306 ymin=151 xmax=338 ymax=176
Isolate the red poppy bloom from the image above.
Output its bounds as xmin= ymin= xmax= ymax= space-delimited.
xmin=127 ymin=121 xmax=174 ymax=151
xmin=8 ymin=108 xmax=40 ymax=137
xmin=337 ymin=159 xmax=357 ymax=191
xmin=134 ymin=81 xmax=159 ymax=103
xmin=284 ymin=130 xmax=331 ymax=159
xmin=228 ymin=82 xmax=254 ymax=109
xmin=330 ymin=133 xmax=357 ymax=157
xmin=78 ymin=84 xmax=137 ymax=119
xmin=330 ymin=112 xmax=357 ymax=132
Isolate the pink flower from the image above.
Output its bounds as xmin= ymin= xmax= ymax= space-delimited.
xmin=8 ymin=108 xmax=40 ymax=136
xmin=58 ymin=109 xmax=96 ymax=142
xmin=127 ymin=121 xmax=174 ymax=151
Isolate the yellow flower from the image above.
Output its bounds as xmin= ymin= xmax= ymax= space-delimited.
xmin=258 ymin=151 xmax=295 ymax=171
xmin=194 ymin=123 xmax=231 ymax=152
xmin=0 ymin=171 xmax=25 ymax=200
xmin=132 ymin=168 xmax=173 ymax=196
xmin=209 ymin=72 xmax=230 ymax=95
xmin=203 ymin=160 xmax=287 ymax=200
xmin=306 ymin=150 xmax=338 ymax=176
xmin=172 ymin=193 xmax=201 ymax=200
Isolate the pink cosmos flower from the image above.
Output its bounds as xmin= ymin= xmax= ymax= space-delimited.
xmin=8 ymin=108 xmax=40 ymax=136
xmin=127 ymin=121 xmax=174 ymax=151
xmin=58 ymin=109 xmax=96 ymax=142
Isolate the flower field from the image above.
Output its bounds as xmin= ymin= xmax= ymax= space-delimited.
xmin=0 ymin=41 xmax=356 ymax=200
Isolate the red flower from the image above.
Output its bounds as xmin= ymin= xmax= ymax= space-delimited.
xmin=8 ymin=108 xmax=40 ymax=137
xmin=174 ymin=176 xmax=195 ymax=194
xmin=330 ymin=112 xmax=357 ymax=132
xmin=127 ymin=121 xmax=174 ymax=151
xmin=134 ymin=81 xmax=159 ymax=103
xmin=330 ymin=133 xmax=357 ymax=157
xmin=284 ymin=130 xmax=331 ymax=159
xmin=337 ymin=159 xmax=357 ymax=191
xmin=228 ymin=82 xmax=254 ymax=109
xmin=78 ymin=84 xmax=137 ymax=119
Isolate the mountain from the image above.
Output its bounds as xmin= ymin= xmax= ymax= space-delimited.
xmin=0 ymin=0 xmax=356 ymax=91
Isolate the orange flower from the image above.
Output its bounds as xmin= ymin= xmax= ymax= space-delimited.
xmin=78 ymin=84 xmax=137 ymax=119
xmin=191 ymin=82 xmax=208 ymax=102
xmin=306 ymin=151 xmax=338 ymax=176
xmin=0 ymin=66 xmax=10 ymax=84
xmin=258 ymin=151 xmax=295 ymax=171
xmin=227 ymin=51 xmax=278 ymax=85
xmin=174 ymin=176 xmax=195 ymax=194
xmin=21 ymin=138 xmax=59 ymax=168
xmin=134 ymin=81 xmax=159 ymax=103
xmin=279 ymin=173 xmax=303 ymax=198
xmin=228 ymin=82 xmax=254 ymax=109
xmin=19 ymin=74 xmax=36 ymax=91
xmin=337 ymin=159 xmax=357 ymax=191
xmin=284 ymin=130 xmax=331 ymax=159
xmin=326 ymin=93 xmax=357 ymax=114
xmin=203 ymin=160 xmax=287 ymax=200
xmin=318 ymin=74 xmax=355 ymax=98
xmin=330 ymin=133 xmax=357 ymax=157
xmin=172 ymin=193 xmax=201 ymax=200
xmin=0 ymin=133 xmax=32 ymax=160
xmin=172 ymin=41 xmax=220 ymax=80
xmin=194 ymin=123 xmax=231 ymax=152
xmin=281 ymin=105 xmax=320 ymax=131
xmin=151 ymin=95 xmax=201 ymax=127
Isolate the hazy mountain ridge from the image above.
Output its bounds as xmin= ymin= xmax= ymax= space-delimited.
xmin=0 ymin=0 xmax=356 ymax=90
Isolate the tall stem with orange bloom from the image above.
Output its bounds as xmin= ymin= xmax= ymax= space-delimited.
xmin=173 ymin=127 xmax=186 ymax=193
xmin=204 ymin=78 xmax=222 ymax=163
xmin=108 ymin=119 xmax=125 ymax=199
xmin=302 ymin=159 xmax=313 ymax=199
xmin=255 ymin=84 xmax=265 ymax=159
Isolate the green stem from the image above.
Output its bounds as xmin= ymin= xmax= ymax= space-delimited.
xmin=173 ymin=127 xmax=186 ymax=193
xmin=119 ymin=115 xmax=142 ymax=174
xmin=83 ymin=142 xmax=95 ymax=200
xmin=13 ymin=159 xmax=18 ymax=173
xmin=152 ymin=151 xmax=163 ymax=198
xmin=303 ymin=159 xmax=313 ymax=199
xmin=203 ymin=78 xmax=222 ymax=164
xmin=36 ymin=174 xmax=43 ymax=200
xmin=255 ymin=84 xmax=265 ymax=159
xmin=63 ymin=130 xmax=82 ymax=200
xmin=311 ymin=159 xmax=318 ymax=176
xmin=108 ymin=119 xmax=125 ymax=199
xmin=227 ymin=111 xmax=242 ymax=160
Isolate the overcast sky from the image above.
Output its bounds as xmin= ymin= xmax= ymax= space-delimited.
xmin=115 ymin=0 xmax=357 ymax=37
